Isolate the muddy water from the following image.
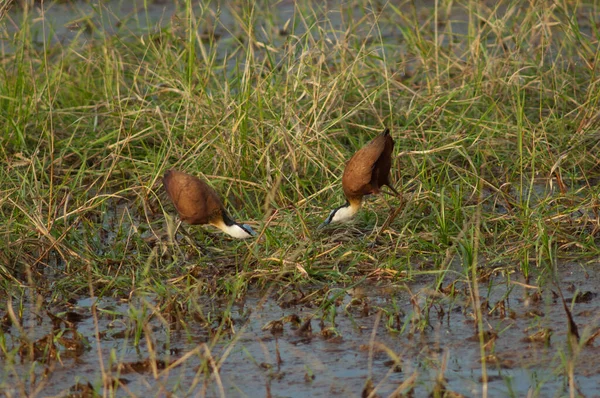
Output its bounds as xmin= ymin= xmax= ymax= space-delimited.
xmin=5 ymin=0 xmax=596 ymax=58
xmin=3 ymin=262 xmax=600 ymax=396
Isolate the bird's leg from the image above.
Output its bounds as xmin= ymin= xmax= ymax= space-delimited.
xmin=166 ymin=216 xmax=204 ymax=254
xmin=379 ymin=203 xmax=404 ymax=234
xmin=373 ymin=185 xmax=404 ymax=231
xmin=165 ymin=214 xmax=181 ymax=245
xmin=382 ymin=183 xmax=402 ymax=199
xmin=379 ymin=183 xmax=405 ymax=210
xmin=370 ymin=193 xmax=407 ymax=246
xmin=379 ymin=184 xmax=404 ymax=216
xmin=179 ymin=225 xmax=209 ymax=258
xmin=379 ymin=193 xmax=394 ymax=211
xmin=179 ymin=223 xmax=198 ymax=247
xmin=165 ymin=215 xmax=186 ymax=257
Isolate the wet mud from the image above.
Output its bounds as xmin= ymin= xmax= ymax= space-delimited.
xmin=3 ymin=262 xmax=600 ymax=396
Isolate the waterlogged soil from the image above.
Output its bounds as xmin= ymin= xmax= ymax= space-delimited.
xmin=3 ymin=262 xmax=600 ymax=397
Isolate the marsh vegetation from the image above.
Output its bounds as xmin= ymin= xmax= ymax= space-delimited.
xmin=1 ymin=0 xmax=600 ymax=396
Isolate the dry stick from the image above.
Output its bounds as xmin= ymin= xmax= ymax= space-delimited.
xmin=389 ymin=371 xmax=418 ymax=396
xmin=366 ymin=310 xmax=383 ymax=398
xmin=439 ymin=206 xmax=476 ymax=277
xmin=243 ymin=209 xmax=279 ymax=267
xmin=87 ymin=263 xmax=108 ymax=395
xmin=5 ymin=295 xmax=33 ymax=396
xmin=433 ymin=350 xmax=450 ymax=393
xmin=471 ymin=175 xmax=487 ymax=398
xmin=554 ymin=283 xmax=581 ymax=343
xmin=413 ymin=180 xmax=486 ymax=390
xmin=143 ymin=323 xmax=160 ymax=380
xmin=553 ymin=281 xmax=581 ymax=398
xmin=8 ymin=198 xmax=87 ymax=267
xmin=160 ymin=345 xmax=203 ymax=375
xmin=202 ymin=344 xmax=226 ymax=398
xmin=368 ymin=341 xmax=404 ymax=395
xmin=185 ymin=347 xmax=211 ymax=396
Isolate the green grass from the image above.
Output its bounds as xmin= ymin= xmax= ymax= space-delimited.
xmin=1 ymin=0 xmax=598 ymax=296
xmin=1 ymin=0 xmax=600 ymax=395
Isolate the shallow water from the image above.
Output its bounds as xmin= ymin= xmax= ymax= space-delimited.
xmin=3 ymin=262 xmax=600 ymax=396
xmin=3 ymin=0 xmax=596 ymax=62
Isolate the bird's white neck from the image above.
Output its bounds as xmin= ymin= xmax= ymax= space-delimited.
xmin=214 ymin=221 xmax=256 ymax=239
xmin=328 ymin=201 xmax=361 ymax=224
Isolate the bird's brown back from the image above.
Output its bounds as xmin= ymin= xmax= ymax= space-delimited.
xmin=163 ymin=169 xmax=225 ymax=225
xmin=342 ymin=130 xmax=394 ymax=200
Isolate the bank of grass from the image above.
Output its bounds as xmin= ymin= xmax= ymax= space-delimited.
xmin=1 ymin=0 xmax=600 ymax=319
xmin=2 ymin=0 xmax=600 ymax=395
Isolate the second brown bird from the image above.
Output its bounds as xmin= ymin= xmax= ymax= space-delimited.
xmin=320 ymin=128 xmax=399 ymax=226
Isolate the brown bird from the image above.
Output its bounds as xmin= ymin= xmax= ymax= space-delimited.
xmin=163 ymin=169 xmax=257 ymax=239
xmin=321 ymin=128 xmax=399 ymax=226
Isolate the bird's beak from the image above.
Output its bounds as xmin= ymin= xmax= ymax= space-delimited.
xmin=242 ymin=224 xmax=258 ymax=237
xmin=317 ymin=220 xmax=329 ymax=230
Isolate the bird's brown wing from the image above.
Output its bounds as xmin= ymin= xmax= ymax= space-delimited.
xmin=163 ymin=169 xmax=224 ymax=225
xmin=372 ymin=133 xmax=394 ymax=189
xmin=342 ymin=134 xmax=388 ymax=199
